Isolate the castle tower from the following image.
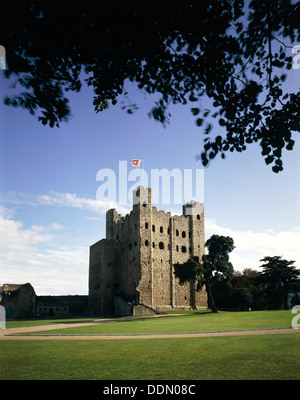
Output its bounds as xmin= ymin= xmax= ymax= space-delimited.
xmin=88 ymin=186 xmax=207 ymax=316
xmin=106 ymin=208 xmax=122 ymax=240
xmin=133 ymin=186 xmax=154 ymax=306
xmin=182 ymin=201 xmax=205 ymax=260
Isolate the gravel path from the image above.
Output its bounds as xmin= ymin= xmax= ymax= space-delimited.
xmin=0 ymin=318 xmax=298 ymax=340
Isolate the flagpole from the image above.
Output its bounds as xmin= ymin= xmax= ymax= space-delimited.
xmin=141 ymin=158 xmax=143 ymax=188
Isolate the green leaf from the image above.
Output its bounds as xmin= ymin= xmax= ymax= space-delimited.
xmin=191 ymin=108 xmax=200 ymax=116
xmin=196 ymin=118 xmax=203 ymax=127
xmin=204 ymin=123 xmax=212 ymax=134
xmin=189 ymin=93 xmax=198 ymax=102
xmin=265 ymin=155 xmax=274 ymax=165
xmin=286 ymin=140 xmax=295 ymax=150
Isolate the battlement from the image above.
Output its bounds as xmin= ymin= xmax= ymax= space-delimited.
xmin=106 ymin=186 xmax=204 ymax=239
xmin=182 ymin=200 xmax=204 ymax=217
xmin=133 ymin=185 xmax=152 ymax=206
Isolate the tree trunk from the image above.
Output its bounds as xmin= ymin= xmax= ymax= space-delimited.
xmin=206 ymin=283 xmax=218 ymax=313
xmin=283 ymin=291 xmax=288 ymax=310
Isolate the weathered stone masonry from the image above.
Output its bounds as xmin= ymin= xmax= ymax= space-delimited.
xmin=89 ymin=186 xmax=207 ymax=316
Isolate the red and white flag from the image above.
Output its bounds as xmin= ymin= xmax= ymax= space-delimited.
xmin=131 ymin=159 xmax=142 ymax=168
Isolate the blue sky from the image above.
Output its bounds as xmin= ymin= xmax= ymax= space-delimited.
xmin=0 ymin=63 xmax=299 ymax=295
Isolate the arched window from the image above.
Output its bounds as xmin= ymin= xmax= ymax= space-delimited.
xmin=182 ymin=246 xmax=187 ymax=253
xmin=129 ymin=243 xmax=132 ymax=251
xmin=145 ymin=240 xmax=149 ymax=246
xmin=145 ymin=222 xmax=149 ymax=229
xmin=152 ymin=242 xmax=155 ymax=248
xmin=159 ymin=242 xmax=164 ymax=249
xmin=197 ymin=214 xmax=200 ymax=220
xmin=182 ymin=231 xmax=186 ymax=238
xmin=160 ymin=226 xmax=163 ymax=233
xmin=176 ymin=229 xmax=179 ymax=236
xmin=152 ymin=225 xmax=155 ymax=232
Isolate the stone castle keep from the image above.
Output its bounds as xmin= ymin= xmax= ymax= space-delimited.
xmin=89 ymin=186 xmax=207 ymax=316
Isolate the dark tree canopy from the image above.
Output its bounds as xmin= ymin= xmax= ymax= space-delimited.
xmin=174 ymin=235 xmax=235 ymax=312
xmin=2 ymin=0 xmax=300 ymax=172
xmin=257 ymin=256 xmax=300 ymax=309
xmin=258 ymin=256 xmax=299 ymax=287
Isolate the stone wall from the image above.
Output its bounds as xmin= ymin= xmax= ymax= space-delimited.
xmin=133 ymin=304 xmax=156 ymax=316
xmin=113 ymin=296 xmax=133 ymax=316
xmin=0 ymin=283 xmax=36 ymax=318
xmin=89 ymin=239 xmax=120 ymax=316
xmin=37 ymin=295 xmax=88 ymax=317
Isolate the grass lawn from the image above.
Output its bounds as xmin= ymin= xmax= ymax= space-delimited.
xmin=2 ymin=311 xmax=299 ymax=380
xmin=0 ymin=334 xmax=299 ymax=380
xmin=17 ymin=310 xmax=293 ymax=335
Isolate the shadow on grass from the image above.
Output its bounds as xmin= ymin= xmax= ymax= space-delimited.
xmin=92 ymin=310 xmax=213 ymax=324
xmin=54 ymin=320 xmax=96 ymax=324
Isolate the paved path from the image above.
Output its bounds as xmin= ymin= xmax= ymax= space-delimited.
xmin=0 ymin=318 xmax=298 ymax=340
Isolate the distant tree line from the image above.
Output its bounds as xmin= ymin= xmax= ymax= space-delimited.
xmin=174 ymin=235 xmax=300 ymax=312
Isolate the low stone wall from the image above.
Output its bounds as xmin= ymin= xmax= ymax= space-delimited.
xmin=133 ymin=304 xmax=157 ymax=316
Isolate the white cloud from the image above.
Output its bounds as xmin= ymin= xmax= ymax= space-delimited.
xmin=0 ymin=205 xmax=88 ymax=295
xmin=49 ymin=222 xmax=64 ymax=230
xmin=206 ymin=218 xmax=300 ymax=271
xmin=3 ymin=190 xmax=131 ymax=216
xmin=36 ymin=191 xmax=131 ymax=215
